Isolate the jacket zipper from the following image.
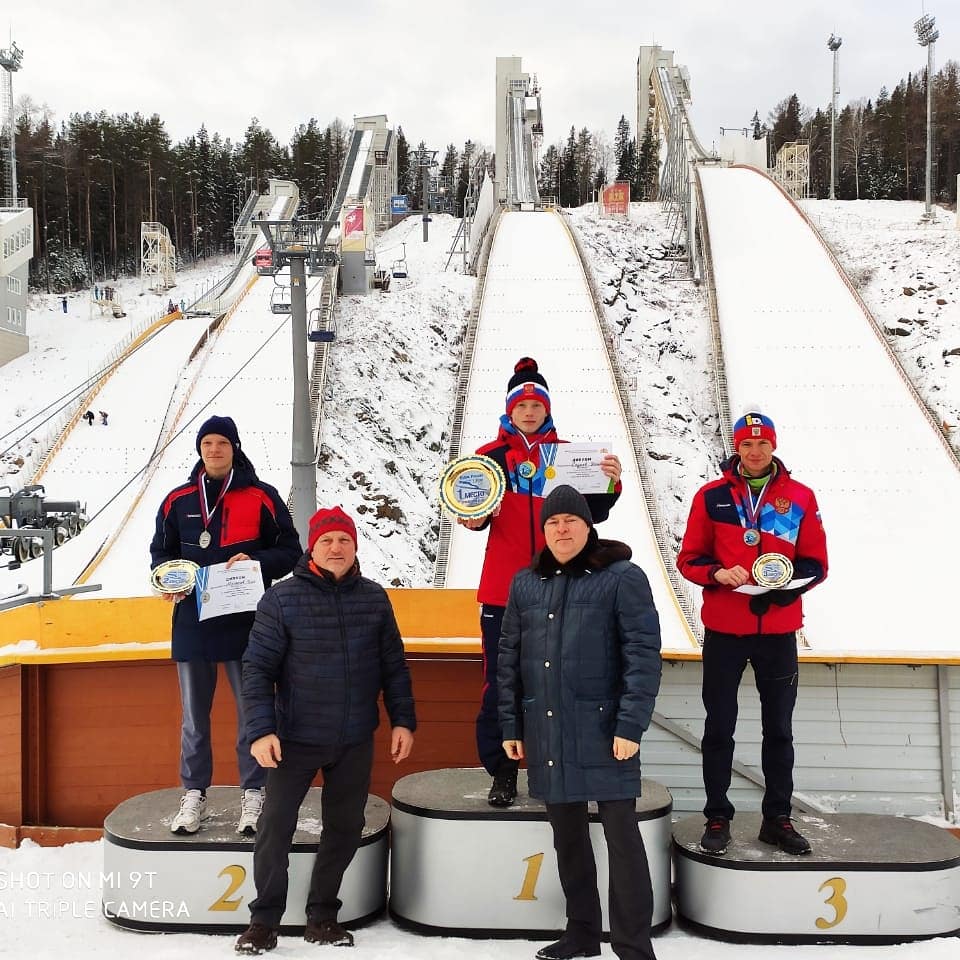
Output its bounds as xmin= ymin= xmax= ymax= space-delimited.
xmin=335 ymin=585 xmax=351 ymax=746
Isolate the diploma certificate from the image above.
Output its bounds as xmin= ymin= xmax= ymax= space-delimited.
xmin=541 ymin=442 xmax=615 ymax=495
xmin=195 ymin=560 xmax=265 ymax=621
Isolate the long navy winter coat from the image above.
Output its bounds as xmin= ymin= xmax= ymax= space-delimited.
xmin=242 ymin=554 xmax=416 ymax=748
xmin=498 ymin=535 xmax=662 ymax=804
xmin=150 ymin=453 xmax=302 ymax=661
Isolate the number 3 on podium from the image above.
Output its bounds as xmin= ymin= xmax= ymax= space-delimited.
xmin=816 ymin=876 xmax=848 ymax=930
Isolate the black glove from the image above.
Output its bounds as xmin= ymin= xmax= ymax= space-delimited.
xmin=749 ymin=589 xmax=802 ymax=616
xmin=749 ymin=593 xmax=773 ymax=616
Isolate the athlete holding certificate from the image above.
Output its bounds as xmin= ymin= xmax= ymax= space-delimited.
xmin=458 ymin=358 xmax=623 ymax=807
xmin=150 ymin=415 xmax=301 ymax=836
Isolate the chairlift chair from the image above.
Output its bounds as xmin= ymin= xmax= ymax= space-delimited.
xmin=391 ymin=243 xmax=409 ymax=279
xmin=270 ymin=286 xmax=292 ymax=315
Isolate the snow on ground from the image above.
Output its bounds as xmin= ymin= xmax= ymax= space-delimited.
xmin=2 ymin=839 xmax=958 ymax=960
xmin=801 ymin=200 xmax=960 ymax=451
xmin=566 ymin=203 xmax=722 ymax=558
xmin=0 ymin=256 xmax=232 ymax=480
xmin=3 ymin=201 xmax=960 ymax=605
xmin=315 ymin=214 xmax=475 ymax=586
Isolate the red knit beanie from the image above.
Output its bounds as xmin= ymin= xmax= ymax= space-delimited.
xmin=505 ymin=357 xmax=551 ymax=416
xmin=308 ymin=506 xmax=357 ymax=551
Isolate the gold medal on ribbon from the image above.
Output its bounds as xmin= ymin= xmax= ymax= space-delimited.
xmin=751 ymin=553 xmax=794 ymax=589
xmin=150 ymin=559 xmax=200 ymax=595
xmin=439 ymin=455 xmax=507 ymax=520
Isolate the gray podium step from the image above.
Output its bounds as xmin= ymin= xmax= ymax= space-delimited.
xmin=389 ymin=768 xmax=673 ymax=938
xmin=102 ymin=787 xmax=389 ymax=932
xmin=673 ymin=812 xmax=960 ymax=944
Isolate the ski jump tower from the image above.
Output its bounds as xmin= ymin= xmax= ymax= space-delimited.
xmin=495 ymin=56 xmax=543 ymax=207
xmin=140 ymin=221 xmax=176 ymax=293
xmin=0 ymin=40 xmax=31 ymax=366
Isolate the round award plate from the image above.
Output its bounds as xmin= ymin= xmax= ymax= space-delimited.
xmin=439 ymin=455 xmax=507 ymax=520
xmin=150 ymin=559 xmax=200 ymax=595
xmin=751 ymin=553 xmax=794 ymax=589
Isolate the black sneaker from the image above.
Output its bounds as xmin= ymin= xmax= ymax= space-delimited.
xmin=535 ymin=937 xmax=601 ymax=960
xmin=699 ymin=816 xmax=731 ymax=855
xmin=758 ymin=815 xmax=811 ymax=855
xmin=304 ymin=918 xmax=355 ymax=947
xmin=235 ymin=922 xmax=278 ymax=954
xmin=487 ymin=765 xmax=519 ymax=808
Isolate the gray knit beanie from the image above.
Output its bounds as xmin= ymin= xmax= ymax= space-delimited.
xmin=540 ymin=485 xmax=593 ymax=528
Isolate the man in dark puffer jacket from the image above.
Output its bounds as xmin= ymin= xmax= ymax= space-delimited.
xmin=236 ymin=506 xmax=416 ymax=955
xmin=499 ymin=486 xmax=661 ymax=960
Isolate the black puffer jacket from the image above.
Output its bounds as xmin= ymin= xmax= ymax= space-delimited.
xmin=242 ymin=554 xmax=416 ymax=747
xmin=498 ymin=534 xmax=662 ymax=804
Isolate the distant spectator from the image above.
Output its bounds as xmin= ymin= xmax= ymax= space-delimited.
xmin=83 ymin=410 xmax=95 ymax=426
xmin=167 ymin=299 xmax=176 ymax=314
xmin=99 ymin=411 xmax=109 ymax=426
xmin=94 ymin=285 xmax=100 ymax=300
xmin=180 ymin=298 xmax=186 ymax=313
xmin=61 ymin=296 xmax=68 ymax=314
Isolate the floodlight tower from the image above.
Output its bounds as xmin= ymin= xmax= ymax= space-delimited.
xmin=0 ymin=40 xmax=24 ymax=202
xmin=827 ymin=34 xmax=842 ymax=201
xmin=914 ymin=13 xmax=939 ymax=219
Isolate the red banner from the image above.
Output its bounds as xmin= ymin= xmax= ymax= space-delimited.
xmin=601 ymin=182 xmax=630 ymax=216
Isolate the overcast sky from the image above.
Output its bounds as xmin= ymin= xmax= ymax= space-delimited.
xmin=7 ymin=1 xmax=958 ymax=155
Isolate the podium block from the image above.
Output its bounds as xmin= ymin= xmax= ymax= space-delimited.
xmin=673 ymin=812 xmax=960 ymax=944
xmin=390 ymin=768 xmax=672 ymax=937
xmin=102 ymin=787 xmax=388 ymax=932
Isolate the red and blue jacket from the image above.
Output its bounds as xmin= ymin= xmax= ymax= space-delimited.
xmin=150 ymin=453 xmax=302 ymax=661
xmin=471 ymin=416 xmax=621 ymax=607
xmin=677 ymin=455 xmax=828 ymax=635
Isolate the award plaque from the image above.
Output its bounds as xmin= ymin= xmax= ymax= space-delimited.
xmin=752 ymin=553 xmax=794 ymax=589
xmin=150 ymin=559 xmax=201 ymax=595
xmin=439 ymin=455 xmax=507 ymax=520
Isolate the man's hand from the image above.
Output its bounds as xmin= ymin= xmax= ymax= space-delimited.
xmin=226 ymin=553 xmax=251 ymax=568
xmin=714 ymin=565 xmax=750 ymax=588
xmin=613 ymin=736 xmax=639 ymax=760
xmin=390 ymin=727 xmax=414 ymax=764
xmin=600 ymin=454 xmax=622 ymax=484
xmin=251 ymin=734 xmax=282 ymax=768
xmin=502 ymin=739 xmax=525 ymax=760
xmin=162 ymin=591 xmax=188 ymax=604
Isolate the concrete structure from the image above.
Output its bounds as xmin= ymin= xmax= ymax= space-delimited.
xmin=0 ymin=200 xmax=32 ymax=364
xmin=714 ymin=131 xmax=768 ymax=170
xmin=495 ymin=57 xmax=542 ymax=205
xmin=354 ymin=114 xmax=398 ymax=233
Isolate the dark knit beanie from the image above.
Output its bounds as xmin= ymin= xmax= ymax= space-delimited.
xmin=540 ymin=485 xmax=593 ymax=528
xmin=733 ymin=410 xmax=777 ymax=450
xmin=506 ymin=357 xmax=551 ymax=416
xmin=196 ymin=415 xmax=241 ymax=453
xmin=308 ymin=506 xmax=358 ymax=551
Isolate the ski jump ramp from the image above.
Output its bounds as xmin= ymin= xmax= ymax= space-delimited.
xmin=442 ymin=210 xmax=698 ymax=653
xmin=699 ymin=165 xmax=960 ymax=657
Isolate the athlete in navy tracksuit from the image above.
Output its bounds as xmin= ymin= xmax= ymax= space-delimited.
xmin=150 ymin=415 xmax=301 ymax=834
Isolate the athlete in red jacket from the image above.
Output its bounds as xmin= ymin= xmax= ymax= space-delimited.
xmin=459 ymin=358 xmax=622 ymax=806
xmin=678 ymin=410 xmax=827 ymax=857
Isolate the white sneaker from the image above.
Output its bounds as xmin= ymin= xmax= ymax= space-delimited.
xmin=170 ymin=789 xmax=207 ymax=834
xmin=237 ymin=788 xmax=264 ymax=835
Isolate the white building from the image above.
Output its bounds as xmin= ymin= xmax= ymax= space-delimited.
xmin=0 ymin=200 xmax=32 ymax=365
